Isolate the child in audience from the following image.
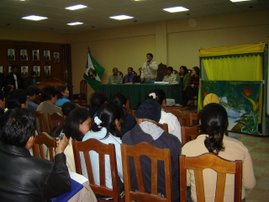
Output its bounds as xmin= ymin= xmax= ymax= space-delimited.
xmin=82 ymin=103 xmax=124 ymax=193
xmin=56 ymin=85 xmax=71 ymax=107
xmin=182 ymin=103 xmax=256 ymax=202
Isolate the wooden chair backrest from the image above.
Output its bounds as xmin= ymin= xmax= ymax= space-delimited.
xmin=189 ymin=112 xmax=199 ymax=126
xmin=32 ymin=132 xmax=57 ymax=161
xmin=180 ymin=154 xmax=242 ymax=202
xmin=164 ymin=107 xmax=190 ymax=126
xmin=121 ymin=143 xmax=172 ymax=202
xmin=33 ymin=111 xmax=50 ymax=133
xmin=48 ymin=112 xmax=65 ymax=133
xmin=72 ymin=139 xmax=121 ymax=201
xmin=181 ymin=125 xmax=200 ymax=145
xmin=157 ymin=123 xmax=168 ymax=132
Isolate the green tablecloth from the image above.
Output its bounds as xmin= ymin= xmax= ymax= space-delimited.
xmin=99 ymin=83 xmax=182 ymax=109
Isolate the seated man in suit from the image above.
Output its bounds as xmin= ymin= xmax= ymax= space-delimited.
xmin=0 ymin=108 xmax=71 ymax=202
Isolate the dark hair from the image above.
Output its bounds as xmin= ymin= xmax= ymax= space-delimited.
xmin=0 ymin=108 xmax=36 ymax=146
xmin=26 ymin=86 xmax=40 ymax=96
xmin=111 ymin=92 xmax=127 ymax=107
xmin=89 ymin=92 xmax=107 ymax=117
xmin=62 ymin=107 xmax=90 ymax=141
xmin=147 ymin=89 xmax=166 ymax=105
xmin=6 ymin=89 xmax=27 ymax=109
xmin=61 ymin=102 xmax=76 ymax=116
xmin=56 ymin=85 xmax=68 ymax=98
xmin=167 ymin=66 xmax=173 ymax=72
xmin=40 ymin=86 xmax=58 ymax=101
xmin=200 ymin=103 xmax=228 ymax=154
xmin=92 ymin=103 xmax=123 ymax=138
xmin=179 ymin=66 xmax=188 ymax=76
xmin=147 ymin=53 xmax=153 ymax=58
xmin=192 ymin=66 xmax=200 ymax=76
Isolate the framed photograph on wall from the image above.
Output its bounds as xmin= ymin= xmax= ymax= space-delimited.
xmin=0 ymin=66 xmax=3 ymax=73
xmin=32 ymin=49 xmax=40 ymax=61
xmin=8 ymin=66 xmax=12 ymax=73
xmin=44 ymin=65 xmax=51 ymax=77
xmin=7 ymin=48 xmax=15 ymax=61
xmin=53 ymin=51 xmax=60 ymax=63
xmin=43 ymin=50 xmax=51 ymax=61
xmin=33 ymin=65 xmax=40 ymax=77
xmin=21 ymin=66 xmax=29 ymax=77
xmin=20 ymin=49 xmax=28 ymax=61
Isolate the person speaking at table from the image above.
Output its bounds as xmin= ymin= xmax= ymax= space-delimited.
xmin=141 ymin=53 xmax=158 ymax=83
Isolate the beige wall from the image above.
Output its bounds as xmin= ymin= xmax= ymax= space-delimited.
xmin=1 ymin=9 xmax=269 ymax=97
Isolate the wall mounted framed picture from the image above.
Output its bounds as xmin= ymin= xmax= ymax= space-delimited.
xmin=44 ymin=65 xmax=51 ymax=77
xmin=32 ymin=49 xmax=40 ymax=61
xmin=33 ymin=65 xmax=40 ymax=77
xmin=53 ymin=51 xmax=60 ymax=63
xmin=0 ymin=66 xmax=3 ymax=73
xmin=7 ymin=48 xmax=15 ymax=61
xmin=43 ymin=50 xmax=51 ymax=61
xmin=20 ymin=49 xmax=28 ymax=61
xmin=8 ymin=66 xmax=12 ymax=73
xmin=21 ymin=66 xmax=29 ymax=77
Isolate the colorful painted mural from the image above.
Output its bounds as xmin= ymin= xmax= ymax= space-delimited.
xmin=199 ymin=80 xmax=262 ymax=135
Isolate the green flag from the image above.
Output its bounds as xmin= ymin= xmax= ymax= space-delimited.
xmin=83 ymin=51 xmax=105 ymax=91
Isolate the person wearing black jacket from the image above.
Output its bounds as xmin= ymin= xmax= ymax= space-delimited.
xmin=0 ymin=108 xmax=71 ymax=202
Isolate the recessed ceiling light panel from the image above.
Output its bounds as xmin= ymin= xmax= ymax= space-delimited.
xmin=230 ymin=0 xmax=252 ymax=2
xmin=163 ymin=6 xmax=189 ymax=13
xmin=65 ymin=4 xmax=87 ymax=11
xmin=109 ymin=15 xmax=134 ymax=21
xmin=66 ymin=22 xmax=84 ymax=26
xmin=22 ymin=15 xmax=48 ymax=21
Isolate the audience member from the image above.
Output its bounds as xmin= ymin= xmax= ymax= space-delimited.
xmin=83 ymin=103 xmax=124 ymax=193
xmin=6 ymin=65 xmax=22 ymax=90
xmin=162 ymin=66 xmax=178 ymax=83
xmin=108 ymin=67 xmax=122 ymax=84
xmin=56 ymin=85 xmax=71 ymax=107
xmin=185 ymin=66 xmax=200 ymax=107
xmin=5 ymin=89 xmax=27 ymax=109
xmin=141 ymin=53 xmax=158 ymax=83
xmin=26 ymin=86 xmax=40 ymax=112
xmin=182 ymin=103 xmax=256 ymax=202
xmin=123 ymin=67 xmax=136 ymax=83
xmin=179 ymin=65 xmax=190 ymax=106
xmin=61 ymin=102 xmax=77 ymax=117
xmin=111 ymin=92 xmax=136 ymax=135
xmin=61 ymin=108 xmax=91 ymax=172
xmin=89 ymin=91 xmax=107 ymax=118
xmin=147 ymin=89 xmax=182 ymax=142
xmin=0 ymin=108 xmax=71 ymax=201
xmin=37 ymin=86 xmax=63 ymax=115
xmin=122 ymin=99 xmax=181 ymax=202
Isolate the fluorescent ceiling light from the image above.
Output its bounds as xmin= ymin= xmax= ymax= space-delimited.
xmin=163 ymin=6 xmax=189 ymax=13
xmin=66 ymin=22 xmax=83 ymax=26
xmin=65 ymin=4 xmax=87 ymax=11
xmin=230 ymin=0 xmax=251 ymax=2
xmin=22 ymin=15 xmax=48 ymax=21
xmin=109 ymin=15 xmax=134 ymax=21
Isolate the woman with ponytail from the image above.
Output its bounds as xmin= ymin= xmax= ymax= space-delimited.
xmin=82 ymin=102 xmax=124 ymax=195
xmin=182 ymin=103 xmax=256 ymax=202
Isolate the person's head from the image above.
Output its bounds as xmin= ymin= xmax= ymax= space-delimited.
xmin=6 ymin=89 xmax=27 ymax=109
xmin=167 ymin=66 xmax=173 ymax=75
xmin=40 ymin=86 xmax=58 ymax=103
xmin=92 ymin=103 xmax=123 ymax=138
xmin=136 ymin=99 xmax=161 ymax=123
xmin=200 ymin=103 xmax=228 ymax=154
xmin=191 ymin=66 xmax=200 ymax=76
xmin=26 ymin=86 xmax=40 ymax=101
xmin=111 ymin=92 xmax=128 ymax=108
xmin=57 ymin=85 xmax=69 ymax=98
xmin=146 ymin=53 xmax=153 ymax=62
xmin=89 ymin=92 xmax=107 ymax=117
xmin=112 ymin=67 xmax=118 ymax=75
xmin=63 ymin=107 xmax=91 ymax=141
xmin=179 ymin=65 xmax=188 ymax=76
xmin=147 ymin=89 xmax=166 ymax=107
xmin=0 ymin=108 xmax=36 ymax=148
xmin=127 ymin=67 xmax=133 ymax=74
xmin=61 ymin=102 xmax=77 ymax=117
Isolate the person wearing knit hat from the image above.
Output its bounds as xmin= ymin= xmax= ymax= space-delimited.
xmin=122 ymin=99 xmax=182 ymax=202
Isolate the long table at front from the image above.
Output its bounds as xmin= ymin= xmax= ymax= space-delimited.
xmin=99 ymin=83 xmax=182 ymax=109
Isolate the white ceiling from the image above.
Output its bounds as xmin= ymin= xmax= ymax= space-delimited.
xmin=0 ymin=0 xmax=269 ymax=33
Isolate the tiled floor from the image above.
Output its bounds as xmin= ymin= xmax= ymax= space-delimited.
xmin=230 ymin=132 xmax=269 ymax=202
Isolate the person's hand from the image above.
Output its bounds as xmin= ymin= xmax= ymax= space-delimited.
xmin=56 ymin=135 xmax=68 ymax=154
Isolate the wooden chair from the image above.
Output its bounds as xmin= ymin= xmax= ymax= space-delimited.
xmin=32 ymin=132 xmax=57 ymax=161
xmin=73 ymin=79 xmax=88 ymax=107
xmin=33 ymin=111 xmax=50 ymax=133
xmin=72 ymin=139 xmax=122 ymax=202
xmin=181 ymin=125 xmax=200 ymax=145
xmin=121 ymin=143 xmax=172 ymax=202
xmin=180 ymin=154 xmax=243 ymax=202
xmin=164 ymin=107 xmax=190 ymax=126
xmin=48 ymin=112 xmax=65 ymax=133
xmin=157 ymin=123 xmax=168 ymax=132
xmin=189 ymin=111 xmax=199 ymax=126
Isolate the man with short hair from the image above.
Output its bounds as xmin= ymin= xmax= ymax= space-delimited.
xmin=141 ymin=53 xmax=158 ymax=83
xmin=108 ymin=67 xmax=122 ymax=84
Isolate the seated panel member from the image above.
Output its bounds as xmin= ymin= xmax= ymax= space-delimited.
xmin=0 ymin=108 xmax=71 ymax=202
